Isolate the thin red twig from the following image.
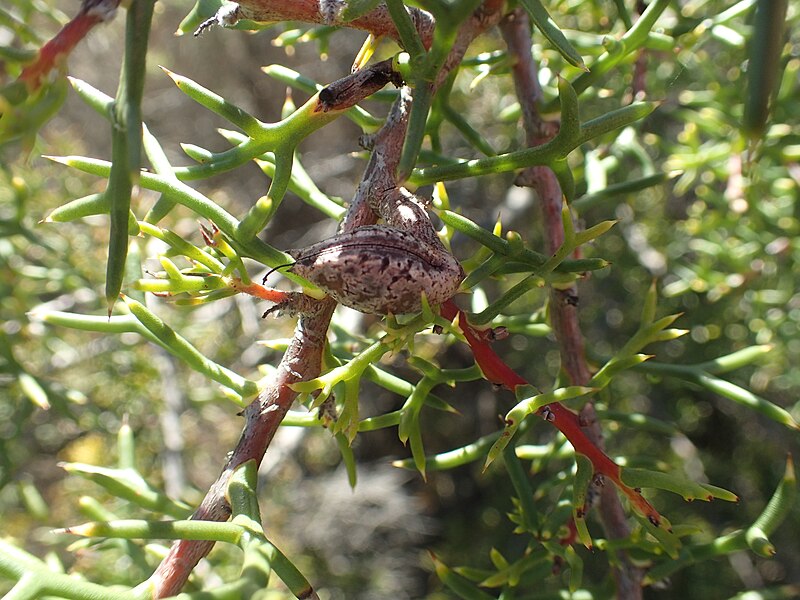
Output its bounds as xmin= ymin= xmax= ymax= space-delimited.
xmin=499 ymin=8 xmax=648 ymax=597
xmin=19 ymin=0 xmax=120 ymax=91
xmin=440 ymin=300 xmax=661 ymax=524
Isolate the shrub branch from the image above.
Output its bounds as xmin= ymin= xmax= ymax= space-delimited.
xmin=500 ymin=8 xmax=645 ymax=598
xmin=149 ymin=2 xmax=503 ymax=595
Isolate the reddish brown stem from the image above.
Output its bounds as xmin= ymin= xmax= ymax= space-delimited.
xmin=500 ymin=9 xmax=646 ymax=597
xmin=229 ymin=279 xmax=291 ymax=303
xmin=235 ymin=0 xmax=436 ymax=48
xmin=151 ymin=299 xmax=336 ymax=595
xmin=440 ymin=300 xmax=660 ymax=524
xmin=19 ymin=0 xmax=120 ymax=91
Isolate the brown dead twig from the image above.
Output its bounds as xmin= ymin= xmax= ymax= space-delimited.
xmin=150 ymin=2 xmax=503 ymax=596
xmin=235 ymin=0 xmax=436 ymax=47
xmin=499 ymin=8 xmax=645 ymax=599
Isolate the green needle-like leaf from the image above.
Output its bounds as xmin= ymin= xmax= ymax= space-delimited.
xmin=621 ymin=467 xmax=737 ymax=502
xmin=639 ymin=362 xmax=800 ymax=430
xmin=430 ymin=552 xmax=497 ymax=600
xmin=105 ymin=0 xmax=155 ymax=314
xmin=124 ymin=296 xmax=259 ymax=402
xmin=746 ymin=455 xmax=796 ymax=557
xmin=161 ymin=66 xmax=265 ymax=137
xmin=573 ymin=454 xmax=594 ymax=549
xmin=486 ymin=386 xmax=594 ymax=467
xmin=411 ymin=95 xmax=657 ymax=185
xmin=177 ymin=0 xmax=225 ymax=36
xmin=519 ymin=0 xmax=587 ymax=70
xmin=742 ymin=0 xmax=789 ymax=140
xmin=59 ymin=463 xmax=191 ymax=518
xmin=569 ymin=0 xmax=671 ymax=98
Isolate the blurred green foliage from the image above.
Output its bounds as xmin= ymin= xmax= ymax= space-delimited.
xmin=0 ymin=0 xmax=798 ymax=598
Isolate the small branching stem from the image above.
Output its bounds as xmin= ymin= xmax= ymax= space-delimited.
xmin=150 ymin=3 xmax=503 ymax=595
xmin=150 ymin=299 xmax=335 ymax=595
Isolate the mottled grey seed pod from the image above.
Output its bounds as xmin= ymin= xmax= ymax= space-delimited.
xmin=289 ymin=225 xmax=464 ymax=314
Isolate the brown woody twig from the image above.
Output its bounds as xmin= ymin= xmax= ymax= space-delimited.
xmin=150 ymin=2 xmax=503 ymax=596
xmin=233 ymin=0 xmax=436 ymax=48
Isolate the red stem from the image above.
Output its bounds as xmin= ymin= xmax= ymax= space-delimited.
xmin=499 ymin=9 xmax=651 ymax=597
xmin=440 ymin=300 xmax=661 ymax=525
xmin=19 ymin=0 xmax=120 ymax=91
